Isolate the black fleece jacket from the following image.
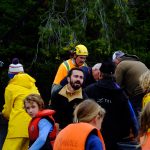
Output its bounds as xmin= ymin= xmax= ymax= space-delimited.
xmin=84 ymin=78 xmax=138 ymax=150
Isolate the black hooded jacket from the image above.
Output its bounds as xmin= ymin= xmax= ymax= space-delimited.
xmin=84 ymin=78 xmax=138 ymax=150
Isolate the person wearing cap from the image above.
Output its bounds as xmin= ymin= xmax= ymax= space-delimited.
xmin=51 ymin=44 xmax=88 ymax=96
xmin=112 ymin=51 xmax=148 ymax=116
xmin=139 ymin=70 xmax=150 ymax=108
xmin=84 ymin=60 xmax=139 ymax=150
xmin=2 ymin=58 xmax=40 ymax=150
xmin=8 ymin=58 xmax=24 ymax=78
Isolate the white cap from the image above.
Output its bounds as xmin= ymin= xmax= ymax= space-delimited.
xmin=92 ymin=63 xmax=102 ymax=70
xmin=112 ymin=51 xmax=125 ymax=61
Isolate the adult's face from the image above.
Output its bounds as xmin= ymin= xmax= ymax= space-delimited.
xmin=92 ymin=68 xmax=100 ymax=81
xmin=68 ymin=70 xmax=84 ymax=90
xmin=75 ymin=55 xmax=87 ymax=66
xmin=113 ymin=58 xmax=120 ymax=65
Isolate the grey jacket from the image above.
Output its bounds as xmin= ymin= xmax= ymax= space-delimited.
xmin=115 ymin=55 xmax=148 ymax=97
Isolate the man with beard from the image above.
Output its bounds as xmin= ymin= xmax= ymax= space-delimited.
xmin=51 ymin=44 xmax=88 ymax=96
xmin=50 ymin=68 xmax=87 ymax=130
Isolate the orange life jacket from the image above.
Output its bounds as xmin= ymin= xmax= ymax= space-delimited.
xmin=54 ymin=122 xmax=105 ymax=150
xmin=140 ymin=130 xmax=150 ymax=150
xmin=28 ymin=109 xmax=57 ymax=147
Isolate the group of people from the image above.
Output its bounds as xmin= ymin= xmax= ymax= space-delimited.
xmin=0 ymin=44 xmax=150 ymax=150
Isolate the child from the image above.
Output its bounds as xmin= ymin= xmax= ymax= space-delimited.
xmin=54 ymin=99 xmax=106 ymax=150
xmin=139 ymin=70 xmax=150 ymax=108
xmin=139 ymin=102 xmax=150 ymax=150
xmin=2 ymin=58 xmax=39 ymax=150
xmin=24 ymin=94 xmax=57 ymax=150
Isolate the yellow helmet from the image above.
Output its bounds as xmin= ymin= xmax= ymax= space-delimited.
xmin=75 ymin=44 xmax=88 ymax=56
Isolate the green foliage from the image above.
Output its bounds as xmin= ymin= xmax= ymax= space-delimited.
xmin=36 ymin=0 xmax=150 ymax=65
xmin=0 ymin=0 xmax=150 ymax=106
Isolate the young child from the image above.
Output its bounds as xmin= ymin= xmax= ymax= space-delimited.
xmin=139 ymin=102 xmax=150 ymax=150
xmin=2 ymin=58 xmax=40 ymax=150
xmin=24 ymin=94 xmax=57 ymax=150
xmin=139 ymin=70 xmax=150 ymax=108
xmin=54 ymin=99 xmax=106 ymax=150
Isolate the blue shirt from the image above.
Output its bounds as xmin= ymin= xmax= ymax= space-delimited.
xmin=29 ymin=118 xmax=53 ymax=150
xmin=86 ymin=133 xmax=103 ymax=150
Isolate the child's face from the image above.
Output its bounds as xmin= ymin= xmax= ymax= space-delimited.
xmin=95 ymin=115 xmax=103 ymax=130
xmin=25 ymin=101 xmax=39 ymax=118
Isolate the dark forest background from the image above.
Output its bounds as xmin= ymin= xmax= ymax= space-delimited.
xmin=0 ymin=0 xmax=150 ymax=110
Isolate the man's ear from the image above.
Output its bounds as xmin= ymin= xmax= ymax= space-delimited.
xmin=73 ymin=53 xmax=77 ymax=59
xmin=99 ymin=72 xmax=103 ymax=80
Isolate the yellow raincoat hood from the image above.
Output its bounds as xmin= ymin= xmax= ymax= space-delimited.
xmin=9 ymin=73 xmax=36 ymax=89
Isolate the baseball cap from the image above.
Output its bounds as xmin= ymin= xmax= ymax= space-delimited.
xmin=112 ymin=51 xmax=125 ymax=62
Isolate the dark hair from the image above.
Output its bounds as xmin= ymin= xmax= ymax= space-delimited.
xmin=67 ymin=68 xmax=84 ymax=77
xmin=100 ymin=60 xmax=116 ymax=75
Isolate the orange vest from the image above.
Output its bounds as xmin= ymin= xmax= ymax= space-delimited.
xmin=53 ymin=58 xmax=87 ymax=84
xmin=28 ymin=109 xmax=57 ymax=147
xmin=140 ymin=131 xmax=150 ymax=150
xmin=54 ymin=122 xmax=105 ymax=150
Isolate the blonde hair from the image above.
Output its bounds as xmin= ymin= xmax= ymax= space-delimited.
xmin=139 ymin=70 xmax=150 ymax=93
xmin=73 ymin=99 xmax=105 ymax=123
xmin=24 ymin=94 xmax=44 ymax=110
xmin=139 ymin=102 xmax=150 ymax=136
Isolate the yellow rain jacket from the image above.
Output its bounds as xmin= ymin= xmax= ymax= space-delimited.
xmin=2 ymin=73 xmax=39 ymax=138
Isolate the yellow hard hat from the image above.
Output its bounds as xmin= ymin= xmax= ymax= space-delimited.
xmin=75 ymin=44 xmax=88 ymax=56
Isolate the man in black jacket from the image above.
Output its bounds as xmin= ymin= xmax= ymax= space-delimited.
xmin=84 ymin=60 xmax=138 ymax=150
xmin=50 ymin=68 xmax=87 ymax=130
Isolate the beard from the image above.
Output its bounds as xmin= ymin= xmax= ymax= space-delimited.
xmin=70 ymin=80 xmax=82 ymax=90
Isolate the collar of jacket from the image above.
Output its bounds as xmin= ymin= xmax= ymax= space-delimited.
xmin=121 ymin=54 xmax=139 ymax=61
xmin=59 ymin=85 xmax=83 ymax=102
xmin=97 ymin=78 xmax=118 ymax=87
